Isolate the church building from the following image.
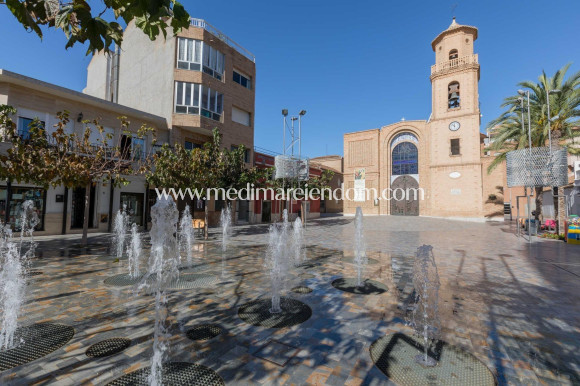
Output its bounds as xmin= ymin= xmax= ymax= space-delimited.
xmin=341 ymin=18 xmax=505 ymax=220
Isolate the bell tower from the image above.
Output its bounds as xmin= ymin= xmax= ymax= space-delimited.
xmin=427 ymin=18 xmax=484 ymax=218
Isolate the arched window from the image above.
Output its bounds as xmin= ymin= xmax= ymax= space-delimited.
xmin=392 ymin=142 xmax=418 ymax=175
xmin=449 ymin=49 xmax=458 ymax=60
xmin=448 ymin=81 xmax=460 ymax=109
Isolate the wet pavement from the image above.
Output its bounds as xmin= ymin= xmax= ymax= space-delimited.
xmin=1 ymin=215 xmax=579 ymax=385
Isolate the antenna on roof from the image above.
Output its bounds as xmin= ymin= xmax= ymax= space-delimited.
xmin=451 ymin=4 xmax=458 ymax=18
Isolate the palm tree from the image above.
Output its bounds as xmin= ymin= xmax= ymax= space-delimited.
xmin=486 ymin=64 xmax=580 ymax=232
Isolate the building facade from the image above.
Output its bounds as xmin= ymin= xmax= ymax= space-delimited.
xmin=343 ymin=18 xmax=505 ymax=220
xmin=0 ymin=69 xmax=168 ymax=235
xmin=84 ymin=18 xmax=256 ymax=225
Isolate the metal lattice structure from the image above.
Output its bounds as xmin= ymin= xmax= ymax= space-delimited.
xmin=274 ymin=155 xmax=309 ymax=181
xmin=506 ymin=147 xmax=568 ymax=187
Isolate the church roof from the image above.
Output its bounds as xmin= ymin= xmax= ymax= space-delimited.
xmin=431 ymin=17 xmax=478 ymax=50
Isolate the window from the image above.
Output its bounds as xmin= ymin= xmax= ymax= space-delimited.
xmin=392 ymin=142 xmax=418 ymax=175
xmin=0 ymin=186 xmax=45 ymax=231
xmin=184 ymin=141 xmax=201 ymax=150
xmin=177 ymin=38 xmax=224 ymax=80
xmin=202 ymin=44 xmax=225 ymax=81
xmin=18 ymin=117 xmax=45 ymax=140
xmin=232 ymin=106 xmax=251 ymax=126
xmin=450 ymin=138 xmax=461 ymax=155
xmin=177 ymin=37 xmax=202 ymax=71
xmin=448 ymin=81 xmax=460 ymax=109
xmin=174 ymin=81 xmax=223 ymax=121
xmin=233 ymin=70 xmax=252 ymax=89
xmin=449 ymin=49 xmax=458 ymax=60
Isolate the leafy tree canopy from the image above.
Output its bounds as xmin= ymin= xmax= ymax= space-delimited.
xmin=3 ymin=0 xmax=190 ymax=54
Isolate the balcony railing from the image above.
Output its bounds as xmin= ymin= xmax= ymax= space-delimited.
xmin=431 ymin=54 xmax=478 ymax=75
xmin=190 ymin=18 xmax=256 ymax=63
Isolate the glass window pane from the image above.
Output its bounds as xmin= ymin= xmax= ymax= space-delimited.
xmin=217 ymin=52 xmax=224 ymax=74
xmin=203 ymin=44 xmax=210 ymax=66
xmin=193 ymin=84 xmax=200 ymax=106
xmin=202 ymin=87 xmax=208 ymax=109
xmin=210 ymin=47 xmax=216 ymax=70
xmin=186 ymin=39 xmax=193 ymax=62
xmin=178 ymin=38 xmax=185 ymax=61
xmin=216 ymin=93 xmax=223 ymax=113
xmin=194 ymin=40 xmax=201 ymax=63
xmin=209 ymin=89 xmax=216 ymax=112
xmin=185 ymin=83 xmax=192 ymax=106
xmin=176 ymin=82 xmax=183 ymax=105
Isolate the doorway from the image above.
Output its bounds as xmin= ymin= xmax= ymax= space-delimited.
xmin=121 ymin=192 xmax=144 ymax=226
xmin=238 ymin=199 xmax=249 ymax=222
xmin=261 ymin=201 xmax=271 ymax=223
xmin=71 ymin=185 xmax=96 ymax=228
xmin=390 ymin=175 xmax=419 ymax=216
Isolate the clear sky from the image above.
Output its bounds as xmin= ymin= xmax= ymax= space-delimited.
xmin=1 ymin=0 xmax=579 ymax=158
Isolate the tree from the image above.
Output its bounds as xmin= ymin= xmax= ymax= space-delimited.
xmin=147 ymin=128 xmax=264 ymax=239
xmin=3 ymin=0 xmax=190 ymax=54
xmin=0 ymin=107 xmax=154 ymax=245
xmin=486 ymin=64 xmax=580 ymax=231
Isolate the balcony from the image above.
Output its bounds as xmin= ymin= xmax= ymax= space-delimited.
xmin=190 ymin=18 xmax=256 ymax=63
xmin=431 ymin=54 xmax=478 ymax=76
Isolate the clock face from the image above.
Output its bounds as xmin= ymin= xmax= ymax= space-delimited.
xmin=449 ymin=121 xmax=460 ymax=131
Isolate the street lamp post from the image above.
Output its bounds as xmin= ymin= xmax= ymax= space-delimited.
xmin=518 ymin=90 xmax=533 ymax=242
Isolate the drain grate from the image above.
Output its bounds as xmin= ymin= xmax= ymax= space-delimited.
xmin=291 ymin=286 xmax=313 ymax=294
xmin=86 ymin=338 xmax=131 ymax=358
xmin=107 ymin=362 xmax=224 ymax=385
xmin=0 ymin=323 xmax=74 ymax=371
xmin=331 ymin=277 xmax=388 ymax=295
xmin=186 ymin=324 xmax=223 ymax=341
xmin=370 ymin=333 xmax=496 ymax=385
xmin=165 ymin=273 xmax=218 ymax=290
xmin=104 ymin=274 xmax=144 ymax=287
xmin=341 ymin=257 xmax=379 ymax=265
xmin=238 ymin=298 xmax=312 ymax=328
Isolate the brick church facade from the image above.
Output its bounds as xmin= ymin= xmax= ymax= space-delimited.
xmin=341 ymin=18 xmax=505 ymax=220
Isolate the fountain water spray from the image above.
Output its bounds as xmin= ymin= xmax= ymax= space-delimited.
xmin=291 ymin=217 xmax=305 ymax=266
xmin=179 ymin=205 xmax=195 ymax=267
xmin=266 ymin=209 xmax=292 ymax=314
xmin=219 ymin=203 xmax=232 ymax=278
xmin=353 ymin=207 xmax=367 ymax=287
xmin=127 ymin=223 xmax=142 ymax=279
xmin=113 ymin=204 xmax=129 ymax=259
xmin=410 ymin=244 xmax=441 ymax=367
xmin=0 ymin=200 xmax=38 ymax=350
xmin=0 ymin=224 xmax=25 ymax=350
xmin=144 ymin=198 xmax=180 ymax=385
xmin=19 ymin=200 xmax=39 ymax=260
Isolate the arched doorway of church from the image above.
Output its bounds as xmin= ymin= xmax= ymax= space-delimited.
xmin=390 ymin=135 xmax=419 ymax=216
xmin=390 ymin=175 xmax=419 ymax=216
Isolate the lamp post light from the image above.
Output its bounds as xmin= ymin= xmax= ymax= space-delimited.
xmin=518 ymin=90 xmax=534 ymax=242
xmin=298 ymin=110 xmax=306 ymax=159
xmin=546 ymin=89 xmax=561 ymax=153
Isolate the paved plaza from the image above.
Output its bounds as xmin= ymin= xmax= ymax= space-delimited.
xmin=1 ymin=215 xmax=579 ymax=385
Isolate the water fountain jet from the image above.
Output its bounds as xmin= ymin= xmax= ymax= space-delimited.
xmin=112 ymin=204 xmax=129 ymax=259
xmin=127 ymin=223 xmax=142 ymax=279
xmin=219 ymin=203 xmax=232 ymax=278
xmin=353 ymin=207 xmax=367 ymax=287
xmin=144 ymin=197 xmax=180 ymax=385
xmin=411 ymin=244 xmax=441 ymax=367
xmin=179 ymin=205 xmax=195 ymax=267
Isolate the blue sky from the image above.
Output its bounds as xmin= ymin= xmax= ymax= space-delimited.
xmin=1 ymin=0 xmax=579 ymax=158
